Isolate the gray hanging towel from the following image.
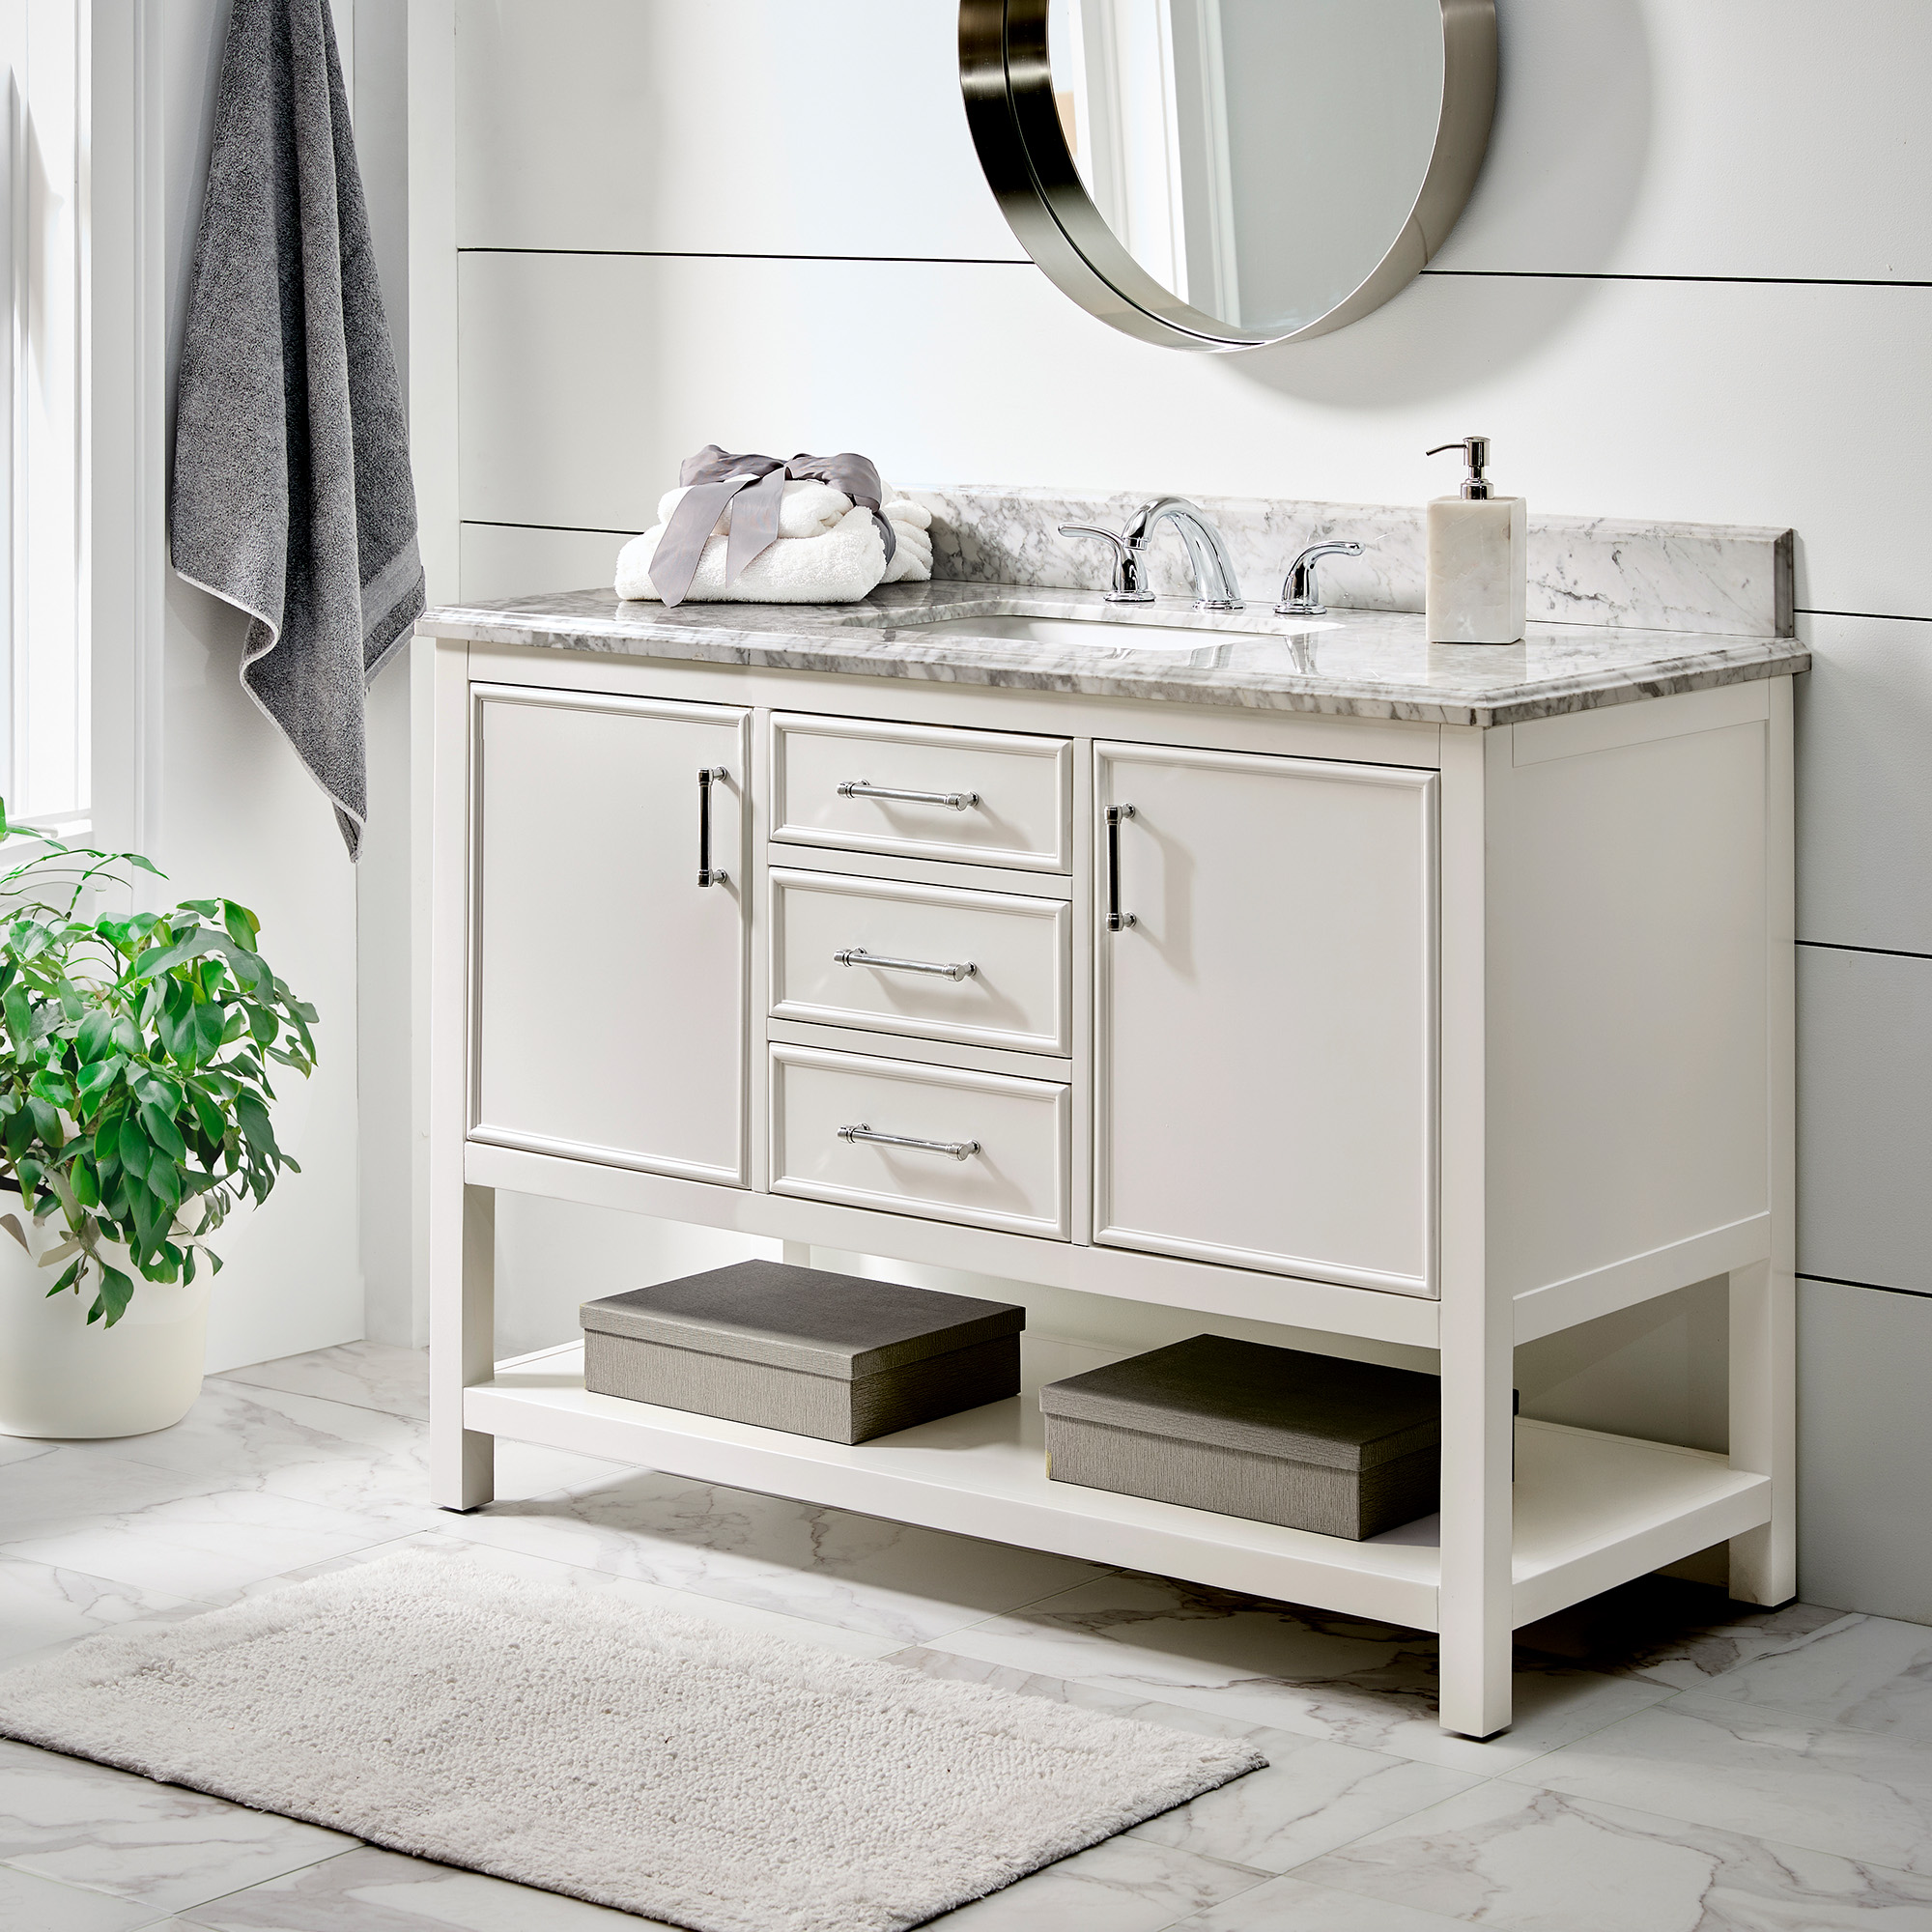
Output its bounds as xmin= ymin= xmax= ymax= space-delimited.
xmin=170 ymin=0 xmax=423 ymax=860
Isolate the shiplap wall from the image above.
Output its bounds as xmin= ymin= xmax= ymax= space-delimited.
xmin=448 ymin=1 xmax=1932 ymax=1619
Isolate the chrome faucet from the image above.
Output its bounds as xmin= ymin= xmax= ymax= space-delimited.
xmin=1060 ymin=497 xmax=1245 ymax=611
xmin=1277 ymin=541 xmax=1364 ymax=618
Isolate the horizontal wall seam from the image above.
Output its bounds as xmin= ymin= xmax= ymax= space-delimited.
xmin=457 ymin=246 xmax=1037 ymax=267
xmin=1423 ymin=269 xmax=1932 ymax=289
xmin=466 ymin=518 xmax=642 ymax=537
xmin=1798 ymin=1273 xmax=1932 ymax=1301
xmin=1797 ymin=607 xmax=1932 ymax=626
xmin=1797 ymin=939 xmax=1932 ymax=962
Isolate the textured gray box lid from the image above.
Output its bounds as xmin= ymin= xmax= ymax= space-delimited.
xmin=1040 ymin=1335 xmax=1438 ymax=1472
xmin=581 ymin=1261 xmax=1025 ymax=1381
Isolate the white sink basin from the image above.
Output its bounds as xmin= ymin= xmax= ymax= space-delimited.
xmin=904 ymin=613 xmax=1332 ymax=651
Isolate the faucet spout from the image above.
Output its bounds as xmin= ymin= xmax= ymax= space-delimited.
xmin=1122 ymin=497 xmax=1245 ymax=611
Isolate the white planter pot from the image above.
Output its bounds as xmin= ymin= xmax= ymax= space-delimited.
xmin=0 ymin=1212 xmax=212 ymax=1438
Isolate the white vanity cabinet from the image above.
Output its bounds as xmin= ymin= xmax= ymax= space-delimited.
xmin=421 ymin=604 xmax=1799 ymax=1747
xmin=469 ymin=686 xmax=750 ymax=1185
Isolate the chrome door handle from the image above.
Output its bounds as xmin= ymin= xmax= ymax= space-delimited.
xmin=834 ymin=948 xmax=977 ymax=982
xmin=1105 ymin=803 xmax=1136 ymax=931
xmin=696 ymin=766 xmax=729 ymax=887
xmin=837 ymin=780 xmax=980 ymax=811
xmin=838 ymin=1122 xmax=980 ymax=1161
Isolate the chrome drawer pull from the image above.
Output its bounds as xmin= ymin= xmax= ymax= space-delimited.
xmin=838 ymin=1122 xmax=980 ymax=1161
xmin=833 ymin=947 xmax=977 ymax=982
xmin=837 ymin=780 xmax=980 ymax=811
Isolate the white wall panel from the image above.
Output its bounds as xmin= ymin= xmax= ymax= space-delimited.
xmin=1796 ymin=615 xmax=1932 ymax=954
xmin=460 ymin=522 xmax=629 ymax=603
xmin=1798 ymin=1280 xmax=1932 ymax=1621
xmin=455 ymin=0 xmax=1022 ymax=261
xmin=1441 ymin=0 xmax=1932 ymax=280
xmin=458 ymin=251 xmax=1931 ymax=618
xmin=1796 ymin=947 xmax=1932 ymax=1295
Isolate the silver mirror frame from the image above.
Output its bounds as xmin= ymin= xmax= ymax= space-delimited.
xmin=960 ymin=0 xmax=1498 ymax=352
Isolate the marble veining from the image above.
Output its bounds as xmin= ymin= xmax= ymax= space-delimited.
xmin=916 ymin=486 xmax=1795 ymax=640
xmin=419 ymin=581 xmax=1808 ymax=730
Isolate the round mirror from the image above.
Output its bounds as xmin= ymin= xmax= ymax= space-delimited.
xmin=961 ymin=0 xmax=1497 ymax=351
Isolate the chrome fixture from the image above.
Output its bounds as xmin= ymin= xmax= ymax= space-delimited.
xmin=696 ymin=766 xmax=729 ymax=888
xmin=1426 ymin=436 xmax=1495 ymax=499
xmin=834 ymin=948 xmax=977 ymax=982
xmin=1060 ymin=498 xmax=1243 ymax=611
xmin=837 ymin=779 xmax=979 ymax=810
xmin=1105 ymin=803 xmax=1136 ymax=931
xmin=838 ymin=1123 xmax=980 ymax=1161
xmin=1277 ymin=542 xmax=1365 ymax=618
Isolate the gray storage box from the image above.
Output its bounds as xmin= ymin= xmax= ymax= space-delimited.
xmin=581 ymin=1261 xmax=1025 ymax=1445
xmin=1041 ymin=1334 xmax=1440 ymax=1541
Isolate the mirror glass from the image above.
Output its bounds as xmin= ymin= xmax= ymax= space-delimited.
xmin=1044 ymin=0 xmax=1445 ymax=338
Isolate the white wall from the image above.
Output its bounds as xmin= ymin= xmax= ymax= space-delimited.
xmin=445 ymin=1 xmax=1932 ymax=1619
xmin=152 ymin=0 xmax=367 ymax=1373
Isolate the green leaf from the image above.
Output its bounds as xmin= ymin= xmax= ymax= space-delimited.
xmin=140 ymin=1102 xmax=187 ymax=1163
xmin=195 ymin=1003 xmax=227 ymax=1058
xmin=223 ymin=900 xmax=260 ymax=947
xmin=44 ymin=1258 xmax=78 ymax=1296
xmin=178 ymin=897 xmax=221 ymax=918
xmin=70 ymin=1156 xmax=99 ymax=1208
xmin=2 ymin=984 xmax=31 ymax=1050
xmin=92 ymin=1264 xmax=134 ymax=1327
xmin=116 ymin=1115 xmax=149 ymax=1179
xmin=233 ymin=1090 xmax=280 ymax=1161
xmin=75 ymin=1010 xmax=115 ymax=1062
xmin=25 ymin=1097 xmax=61 ymax=1145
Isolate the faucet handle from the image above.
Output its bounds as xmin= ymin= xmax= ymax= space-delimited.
xmin=1059 ymin=525 xmax=1156 ymax=604
xmin=1276 ymin=541 xmax=1364 ymax=618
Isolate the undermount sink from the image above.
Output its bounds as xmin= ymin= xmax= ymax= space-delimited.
xmin=895 ymin=612 xmax=1336 ymax=652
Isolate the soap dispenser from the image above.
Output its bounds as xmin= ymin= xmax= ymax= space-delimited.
xmin=1424 ymin=436 xmax=1526 ymax=644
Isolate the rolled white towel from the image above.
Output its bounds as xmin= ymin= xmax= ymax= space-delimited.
xmin=655 ymin=477 xmax=854 ymax=543
xmin=616 ymin=502 xmax=888 ymax=604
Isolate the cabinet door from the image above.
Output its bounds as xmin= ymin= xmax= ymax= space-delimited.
xmin=1094 ymin=741 xmax=1436 ymax=1295
xmin=472 ymin=686 xmax=749 ymax=1184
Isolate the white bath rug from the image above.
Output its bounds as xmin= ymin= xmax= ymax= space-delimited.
xmin=0 ymin=1545 xmax=1262 ymax=1932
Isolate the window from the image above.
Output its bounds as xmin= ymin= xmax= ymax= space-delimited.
xmin=0 ymin=0 xmax=84 ymax=836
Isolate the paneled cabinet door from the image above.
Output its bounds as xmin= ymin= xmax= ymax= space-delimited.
xmin=1094 ymin=742 xmax=1437 ymax=1295
xmin=472 ymin=686 xmax=750 ymax=1184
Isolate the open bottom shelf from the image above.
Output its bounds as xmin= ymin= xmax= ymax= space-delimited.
xmin=465 ymin=1335 xmax=1772 ymax=1632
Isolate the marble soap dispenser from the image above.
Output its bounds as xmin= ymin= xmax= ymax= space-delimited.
xmin=1425 ymin=436 xmax=1526 ymax=644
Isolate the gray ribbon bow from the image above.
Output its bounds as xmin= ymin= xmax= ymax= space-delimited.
xmin=647 ymin=445 xmax=896 ymax=606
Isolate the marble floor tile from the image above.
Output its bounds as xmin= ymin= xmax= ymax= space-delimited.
xmin=0 ymin=1557 xmax=208 ymax=1665
xmin=1502 ymin=1699 xmax=1932 ymax=1876
xmin=886 ymin=1646 xmax=1482 ymax=1874
xmin=217 ymin=1343 xmax=430 ymax=1421
xmin=0 ymin=1453 xmax=226 ymax=1545
xmin=0 ymin=1861 xmax=161 ymax=1932
xmin=0 ymin=1487 xmax=413 ymax=1604
xmin=1515 ymin=1576 xmax=1861 ymax=1691
xmin=926 ymin=1836 xmax=1264 ymax=1930
xmin=1668 ymin=1614 xmax=1932 ymax=1741
xmin=1295 ymin=1780 xmax=1932 ymax=1931
xmin=1174 ymin=1872 xmax=1474 ymax=1930
xmin=0 ymin=1738 xmax=355 ymax=1915
xmin=923 ymin=1572 xmax=1671 ymax=1773
xmin=174 ymin=1845 xmax=673 ymax=1930
xmin=0 ymin=1435 xmax=56 ymax=1468
xmin=448 ymin=1464 xmax=1114 ymax=1644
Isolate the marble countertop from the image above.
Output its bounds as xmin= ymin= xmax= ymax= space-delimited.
xmin=418 ymin=582 xmax=1809 ymax=728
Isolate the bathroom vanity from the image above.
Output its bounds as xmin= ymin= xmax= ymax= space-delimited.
xmin=417 ymin=496 xmax=1804 ymax=1740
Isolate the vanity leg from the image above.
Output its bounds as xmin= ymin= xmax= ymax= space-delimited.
xmin=430 ymin=1182 xmax=497 ymax=1512
xmin=781 ymin=1240 xmax=814 ymax=1268
xmin=1727 ymin=1257 xmax=1796 ymax=1605
xmin=1436 ymin=1321 xmax=1515 ymax=1740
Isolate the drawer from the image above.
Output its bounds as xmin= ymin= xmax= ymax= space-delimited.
xmin=771 ymin=713 xmax=1072 ymax=871
xmin=769 ymin=1044 xmax=1070 ymax=1240
xmin=770 ymin=868 xmax=1071 ymax=1056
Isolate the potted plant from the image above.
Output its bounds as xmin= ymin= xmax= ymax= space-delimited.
xmin=0 ymin=805 xmax=315 ymax=1436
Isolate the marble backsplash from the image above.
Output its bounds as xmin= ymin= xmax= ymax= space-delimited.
xmin=910 ymin=487 xmax=1795 ymax=640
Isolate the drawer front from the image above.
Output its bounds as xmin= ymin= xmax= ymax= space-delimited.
xmin=769 ymin=1044 xmax=1070 ymax=1239
xmin=771 ymin=713 xmax=1072 ymax=871
xmin=770 ymin=868 xmax=1071 ymax=1056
